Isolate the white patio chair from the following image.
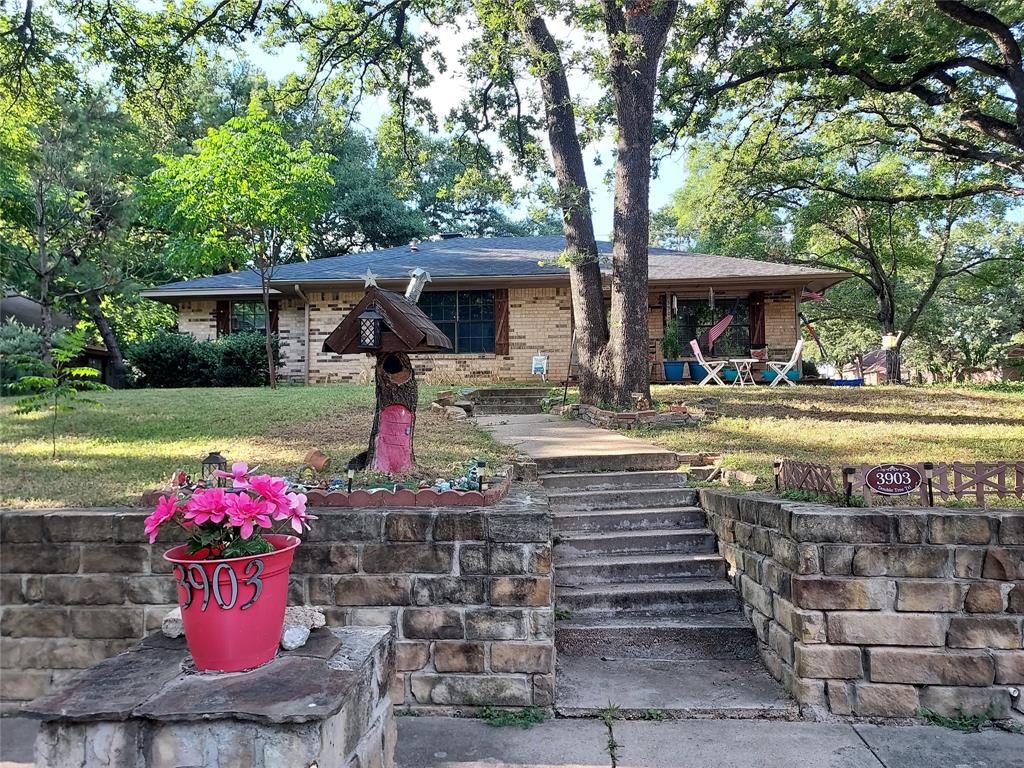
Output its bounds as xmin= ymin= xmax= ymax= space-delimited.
xmin=767 ymin=339 xmax=804 ymax=387
xmin=689 ymin=339 xmax=727 ymax=386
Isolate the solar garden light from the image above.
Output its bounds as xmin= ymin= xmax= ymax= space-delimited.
xmin=358 ymin=307 xmax=383 ymax=350
xmin=923 ymin=462 xmax=935 ymax=507
xmin=347 ymin=458 xmax=358 ymax=493
xmin=201 ymin=451 xmax=227 ymax=488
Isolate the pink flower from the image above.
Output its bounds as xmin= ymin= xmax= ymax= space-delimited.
xmin=144 ymin=495 xmax=180 ymax=544
xmin=249 ymin=474 xmax=291 ymax=517
xmin=184 ymin=488 xmax=229 ymax=526
xmin=214 ymin=462 xmax=256 ymax=489
xmin=284 ymin=492 xmax=317 ymax=534
xmin=226 ymin=493 xmax=273 ymax=540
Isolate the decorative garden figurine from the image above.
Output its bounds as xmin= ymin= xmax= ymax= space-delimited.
xmin=322 ymin=269 xmax=452 ymax=474
xmin=144 ymin=465 xmax=314 ymax=672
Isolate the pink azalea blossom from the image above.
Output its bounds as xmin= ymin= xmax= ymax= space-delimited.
xmin=183 ymin=487 xmax=229 ymax=526
xmin=214 ymin=462 xmax=256 ymax=489
xmin=144 ymin=495 xmax=180 ymax=544
xmin=225 ymin=493 xmax=273 ymax=540
xmin=249 ymin=474 xmax=291 ymax=517
xmin=284 ymin=492 xmax=317 ymax=534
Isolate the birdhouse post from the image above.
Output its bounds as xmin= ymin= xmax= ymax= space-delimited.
xmin=321 ymin=269 xmax=451 ymax=475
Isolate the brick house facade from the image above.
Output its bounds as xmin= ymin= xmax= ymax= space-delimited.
xmin=146 ymin=236 xmax=847 ymax=385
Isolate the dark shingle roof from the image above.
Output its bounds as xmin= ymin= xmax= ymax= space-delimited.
xmin=142 ymin=236 xmax=847 ymax=297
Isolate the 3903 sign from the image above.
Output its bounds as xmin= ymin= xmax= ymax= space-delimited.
xmin=864 ymin=464 xmax=922 ymax=496
xmin=172 ymin=559 xmax=264 ymax=612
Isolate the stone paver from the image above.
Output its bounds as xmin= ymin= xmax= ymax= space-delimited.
xmin=477 ymin=413 xmax=669 ymax=459
xmin=395 ymin=715 xmax=1024 ymax=767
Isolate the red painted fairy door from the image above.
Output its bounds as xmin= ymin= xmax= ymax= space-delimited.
xmin=373 ymin=404 xmax=414 ymax=473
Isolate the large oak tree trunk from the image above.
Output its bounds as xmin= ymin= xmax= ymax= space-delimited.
xmin=366 ymin=351 xmax=418 ymax=473
xmin=602 ymin=0 xmax=678 ymax=406
xmin=519 ymin=13 xmax=612 ymax=405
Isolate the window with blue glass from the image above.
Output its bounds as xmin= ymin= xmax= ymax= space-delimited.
xmin=419 ymin=290 xmax=495 ymax=353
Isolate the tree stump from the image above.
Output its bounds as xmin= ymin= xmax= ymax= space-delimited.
xmin=366 ymin=352 xmax=417 ymax=473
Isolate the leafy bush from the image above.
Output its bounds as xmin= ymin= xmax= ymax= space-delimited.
xmin=0 ymin=322 xmax=45 ymax=393
xmin=128 ymin=330 xmax=279 ymax=388
xmin=661 ymin=322 xmax=683 ymax=360
xmin=802 ymin=358 xmax=819 ymax=377
xmin=215 ymin=332 xmax=280 ymax=387
xmin=128 ymin=331 xmax=219 ymax=388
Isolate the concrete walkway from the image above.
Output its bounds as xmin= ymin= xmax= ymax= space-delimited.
xmin=397 ymin=716 xmax=1024 ymax=768
xmin=477 ymin=413 xmax=669 ymax=461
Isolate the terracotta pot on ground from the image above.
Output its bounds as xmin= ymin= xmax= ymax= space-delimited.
xmin=164 ymin=534 xmax=300 ymax=672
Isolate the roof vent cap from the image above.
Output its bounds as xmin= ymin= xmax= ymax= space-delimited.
xmin=438 ymin=232 xmax=464 ymax=240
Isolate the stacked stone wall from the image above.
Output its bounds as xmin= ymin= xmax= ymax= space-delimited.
xmin=0 ymin=490 xmax=554 ymax=714
xmin=700 ymin=490 xmax=1024 ymax=719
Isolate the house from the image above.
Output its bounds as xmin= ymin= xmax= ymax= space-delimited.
xmin=141 ymin=235 xmax=849 ymax=384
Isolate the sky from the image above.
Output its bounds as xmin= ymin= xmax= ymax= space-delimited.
xmin=240 ymin=23 xmax=685 ymax=242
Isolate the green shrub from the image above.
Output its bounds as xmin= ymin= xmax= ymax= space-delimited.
xmin=661 ymin=322 xmax=683 ymax=360
xmin=0 ymin=322 xmax=46 ymax=393
xmin=215 ymin=332 xmax=280 ymax=387
xmin=128 ymin=330 xmax=280 ymax=388
xmin=802 ymin=358 xmax=819 ymax=377
xmin=128 ymin=331 xmax=218 ymax=388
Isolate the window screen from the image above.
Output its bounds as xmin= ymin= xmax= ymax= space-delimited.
xmin=420 ymin=290 xmax=495 ymax=354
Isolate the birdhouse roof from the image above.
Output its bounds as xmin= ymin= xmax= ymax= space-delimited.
xmin=322 ymin=287 xmax=453 ymax=355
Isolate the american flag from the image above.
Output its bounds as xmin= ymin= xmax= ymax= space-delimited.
xmin=698 ymin=300 xmax=739 ymax=352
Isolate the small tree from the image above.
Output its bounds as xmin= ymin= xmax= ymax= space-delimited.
xmin=147 ymin=98 xmax=333 ymax=388
xmin=13 ymin=329 xmax=111 ymax=457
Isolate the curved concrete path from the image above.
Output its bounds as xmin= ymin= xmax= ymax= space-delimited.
xmin=476 ymin=413 xmax=670 ymax=462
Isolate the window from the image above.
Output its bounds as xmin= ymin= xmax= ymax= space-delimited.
xmin=230 ymin=302 xmax=267 ymax=334
xmin=677 ymin=298 xmax=751 ymax=357
xmin=420 ymin=290 xmax=496 ymax=354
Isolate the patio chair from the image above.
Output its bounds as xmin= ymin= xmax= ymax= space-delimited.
xmin=767 ymin=339 xmax=804 ymax=387
xmin=689 ymin=339 xmax=727 ymax=386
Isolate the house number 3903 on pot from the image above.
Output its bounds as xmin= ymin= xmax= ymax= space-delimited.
xmin=172 ymin=560 xmax=264 ymax=611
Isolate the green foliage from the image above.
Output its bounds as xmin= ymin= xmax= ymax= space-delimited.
xmin=597 ymin=703 xmax=621 ymax=768
xmin=478 ymin=706 xmax=546 ymax=729
xmin=553 ymin=606 xmax=573 ymax=621
xmin=215 ymin=332 xmax=281 ymax=387
xmin=918 ymin=707 xmax=1021 ymax=734
xmin=185 ymin=522 xmax=276 ymax=559
xmin=10 ymin=329 xmax=111 ymax=457
xmin=661 ymin=322 xmax=683 ymax=361
xmin=0 ymin=321 xmax=45 ymax=393
xmin=128 ymin=330 xmax=279 ymax=388
xmin=639 ymin=708 xmax=666 ymax=722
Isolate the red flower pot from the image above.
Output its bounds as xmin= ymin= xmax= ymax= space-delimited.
xmin=164 ymin=534 xmax=300 ymax=672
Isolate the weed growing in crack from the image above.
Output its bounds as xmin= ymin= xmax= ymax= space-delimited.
xmin=919 ymin=707 xmax=1022 ymax=734
xmin=478 ymin=706 xmax=546 ymax=729
xmin=640 ymin=708 xmax=666 ymax=721
xmin=597 ymin=702 xmax=621 ymax=767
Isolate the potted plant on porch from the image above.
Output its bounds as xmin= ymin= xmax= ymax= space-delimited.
xmin=661 ymin=322 xmax=686 ymax=382
xmin=144 ymin=463 xmax=316 ymax=672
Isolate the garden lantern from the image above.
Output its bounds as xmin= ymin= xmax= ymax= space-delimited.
xmin=201 ymin=451 xmax=228 ymax=487
xmin=358 ymin=307 xmax=383 ymax=349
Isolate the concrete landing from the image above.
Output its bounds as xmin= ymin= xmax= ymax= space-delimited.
xmin=555 ymin=655 xmax=798 ymax=719
xmin=477 ymin=413 xmax=677 ymax=468
xmin=396 ymin=716 xmax=1024 ymax=768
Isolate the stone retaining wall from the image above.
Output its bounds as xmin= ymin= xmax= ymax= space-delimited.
xmin=700 ymin=490 xmax=1024 ymax=719
xmin=0 ymin=489 xmax=553 ymax=714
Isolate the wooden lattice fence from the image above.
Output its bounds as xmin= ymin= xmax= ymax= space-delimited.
xmin=775 ymin=459 xmax=838 ymax=494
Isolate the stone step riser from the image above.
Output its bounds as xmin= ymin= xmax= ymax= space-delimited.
xmin=474 ymin=396 xmax=547 ymax=406
xmin=556 ymin=532 xmax=717 ymax=558
xmin=473 ymin=405 xmax=544 ymax=415
xmin=475 ymin=388 xmax=549 ymax=398
xmin=555 ymin=558 xmax=727 ymax=585
xmin=540 ymin=471 xmax=690 ymax=492
xmin=558 ymin=589 xmax=740 ymax=617
xmin=554 ymin=508 xmax=706 ymax=534
xmin=536 ymin=453 xmax=681 ymax=474
xmin=555 ymin=625 xmax=758 ymax=661
xmin=550 ymin=488 xmax=698 ymax=512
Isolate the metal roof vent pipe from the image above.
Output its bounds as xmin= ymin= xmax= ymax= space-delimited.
xmin=438 ymin=232 xmax=464 ymax=239
xmin=405 ymin=268 xmax=431 ymax=304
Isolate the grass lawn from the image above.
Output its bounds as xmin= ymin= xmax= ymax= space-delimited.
xmin=645 ymin=384 xmax=1024 ymax=487
xmin=0 ymin=385 xmax=513 ymax=508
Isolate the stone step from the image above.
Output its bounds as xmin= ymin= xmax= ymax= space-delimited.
xmin=540 ymin=470 xmax=690 ymax=492
xmin=687 ymin=465 xmax=721 ymax=482
xmin=555 ymin=528 xmax=717 ymax=558
xmin=549 ymin=487 xmax=698 ymax=512
xmin=474 ymin=395 xmax=547 ymax=406
xmin=475 ymin=387 xmax=550 ymax=398
xmin=555 ymin=613 xmax=758 ymax=660
xmin=554 ymin=506 xmax=706 ymax=534
xmin=556 ymin=579 xmax=740 ymax=618
xmin=473 ymin=404 xmax=544 ymax=415
xmin=555 ymin=552 xmax=727 ymax=585
xmin=535 ymin=452 xmax=681 ymax=474
xmin=554 ymin=656 xmax=798 ymax=720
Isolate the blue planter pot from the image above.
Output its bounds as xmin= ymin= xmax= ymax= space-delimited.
xmin=762 ymin=370 xmax=801 ymax=383
xmin=663 ymin=361 xmax=686 ymax=382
